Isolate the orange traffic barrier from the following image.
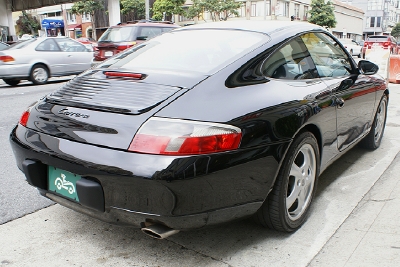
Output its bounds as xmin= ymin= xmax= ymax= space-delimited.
xmin=389 ymin=55 xmax=400 ymax=84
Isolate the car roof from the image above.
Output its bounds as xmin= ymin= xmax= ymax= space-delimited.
xmin=111 ymin=20 xmax=179 ymax=28
xmin=176 ymin=20 xmax=324 ymax=36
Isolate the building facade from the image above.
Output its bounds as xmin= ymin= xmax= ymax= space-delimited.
xmin=341 ymin=0 xmax=400 ymax=38
xmin=331 ymin=0 xmax=364 ymax=41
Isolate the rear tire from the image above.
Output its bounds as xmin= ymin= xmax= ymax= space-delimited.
xmin=3 ymin=79 xmax=20 ymax=86
xmin=30 ymin=64 xmax=49 ymax=85
xmin=255 ymin=132 xmax=320 ymax=232
xmin=359 ymin=95 xmax=387 ymax=150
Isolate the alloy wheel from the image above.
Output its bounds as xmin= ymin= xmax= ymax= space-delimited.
xmin=374 ymin=98 xmax=387 ymax=144
xmin=286 ymin=143 xmax=316 ymax=221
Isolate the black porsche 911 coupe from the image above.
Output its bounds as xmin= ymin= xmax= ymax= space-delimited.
xmin=10 ymin=20 xmax=388 ymax=239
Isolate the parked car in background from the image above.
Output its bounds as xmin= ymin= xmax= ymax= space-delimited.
xmin=93 ymin=20 xmax=179 ymax=63
xmin=338 ymin=38 xmax=362 ymax=57
xmin=362 ymin=35 xmax=397 ymax=58
xmin=9 ymin=20 xmax=388 ymax=239
xmin=0 ymin=42 xmax=9 ymax=50
xmin=19 ymin=34 xmax=34 ymax=41
xmin=0 ymin=37 xmax=93 ymax=86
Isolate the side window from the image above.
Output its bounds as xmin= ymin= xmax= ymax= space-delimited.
xmin=54 ymin=39 xmax=86 ymax=52
xmin=36 ymin=39 xmax=60 ymax=51
xmin=262 ymin=37 xmax=318 ymax=80
xmin=301 ymin=32 xmax=352 ymax=78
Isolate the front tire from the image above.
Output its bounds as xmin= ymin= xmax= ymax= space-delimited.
xmin=3 ymin=79 xmax=20 ymax=86
xmin=255 ymin=132 xmax=320 ymax=232
xmin=359 ymin=95 xmax=388 ymax=150
xmin=30 ymin=64 xmax=49 ymax=85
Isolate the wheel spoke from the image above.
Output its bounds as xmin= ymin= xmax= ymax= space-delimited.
xmin=289 ymin=163 xmax=303 ymax=177
xmin=286 ymin=182 xmax=301 ymax=208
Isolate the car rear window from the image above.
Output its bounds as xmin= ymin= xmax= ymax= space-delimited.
xmin=97 ymin=29 xmax=268 ymax=74
xmin=98 ymin=27 xmax=135 ymax=42
xmin=367 ymin=36 xmax=389 ymax=41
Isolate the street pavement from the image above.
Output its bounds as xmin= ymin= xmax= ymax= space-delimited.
xmin=0 ymin=82 xmax=399 ymax=266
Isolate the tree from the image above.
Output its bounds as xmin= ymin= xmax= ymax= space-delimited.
xmin=15 ymin=11 xmax=41 ymax=36
xmin=391 ymin=23 xmax=400 ymax=40
xmin=71 ymin=0 xmax=105 ymax=40
xmin=308 ymin=0 xmax=336 ymax=30
xmin=151 ymin=0 xmax=185 ymax=21
xmin=121 ymin=0 xmax=146 ymax=21
xmin=186 ymin=0 xmax=241 ymax=22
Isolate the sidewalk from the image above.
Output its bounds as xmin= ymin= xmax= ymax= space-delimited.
xmin=309 ymin=151 xmax=400 ymax=266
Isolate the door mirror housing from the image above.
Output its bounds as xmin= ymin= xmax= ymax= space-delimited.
xmin=358 ymin=60 xmax=379 ymax=75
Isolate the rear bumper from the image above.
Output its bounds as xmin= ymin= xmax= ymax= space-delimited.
xmin=10 ymin=124 xmax=282 ymax=230
xmin=0 ymin=64 xmax=31 ymax=79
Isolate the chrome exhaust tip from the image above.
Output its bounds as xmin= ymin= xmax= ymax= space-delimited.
xmin=141 ymin=223 xmax=180 ymax=239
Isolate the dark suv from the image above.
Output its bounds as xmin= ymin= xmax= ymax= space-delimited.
xmin=94 ymin=20 xmax=180 ymax=62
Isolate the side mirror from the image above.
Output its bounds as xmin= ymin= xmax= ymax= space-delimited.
xmin=358 ymin=60 xmax=379 ymax=75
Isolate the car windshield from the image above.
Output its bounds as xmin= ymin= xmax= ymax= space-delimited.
xmin=97 ymin=29 xmax=268 ymax=74
xmin=98 ymin=27 xmax=135 ymax=42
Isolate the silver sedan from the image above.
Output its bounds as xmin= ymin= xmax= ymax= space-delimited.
xmin=0 ymin=37 xmax=93 ymax=86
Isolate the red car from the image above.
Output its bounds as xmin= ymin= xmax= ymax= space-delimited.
xmin=362 ymin=35 xmax=397 ymax=58
xmin=93 ymin=20 xmax=180 ymax=63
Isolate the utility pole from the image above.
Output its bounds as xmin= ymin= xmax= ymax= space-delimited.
xmin=145 ymin=0 xmax=150 ymax=20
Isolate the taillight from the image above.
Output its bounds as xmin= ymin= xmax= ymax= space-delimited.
xmin=0 ymin=55 xmax=15 ymax=62
xmin=19 ymin=110 xmax=30 ymax=127
xmin=384 ymin=42 xmax=389 ymax=47
xmin=117 ymin=42 xmax=137 ymax=51
xmin=128 ymin=118 xmax=242 ymax=155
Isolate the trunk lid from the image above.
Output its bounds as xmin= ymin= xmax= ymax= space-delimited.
xmin=27 ymin=69 xmax=208 ymax=150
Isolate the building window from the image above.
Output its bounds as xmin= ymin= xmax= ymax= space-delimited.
xmin=82 ymin=12 xmax=91 ymax=23
xmin=276 ymin=1 xmax=289 ymax=17
xmin=251 ymin=2 xmax=256 ymax=17
xmin=368 ymin=0 xmax=382 ymax=10
xmin=370 ymin=17 xmax=375 ymax=27
xmin=265 ymin=1 xmax=271 ymax=16
xmin=304 ymin=6 xmax=308 ymax=20
xmin=377 ymin=17 xmax=381 ymax=27
xmin=284 ymin=2 xmax=289 ymax=17
xmin=294 ymin=4 xmax=300 ymax=19
xmin=67 ymin=12 xmax=76 ymax=23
